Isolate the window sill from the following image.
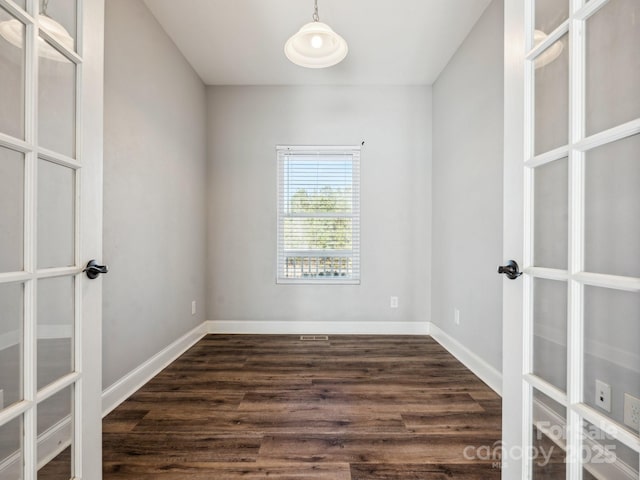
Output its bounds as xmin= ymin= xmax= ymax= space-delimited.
xmin=276 ymin=279 xmax=360 ymax=285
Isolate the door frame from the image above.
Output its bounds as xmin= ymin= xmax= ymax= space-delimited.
xmin=78 ymin=0 xmax=104 ymax=477
xmin=502 ymin=1 xmax=526 ymax=477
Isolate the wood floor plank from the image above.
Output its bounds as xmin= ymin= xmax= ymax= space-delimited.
xmin=104 ymin=462 xmax=352 ymax=479
xmin=350 ymin=462 xmax=502 ymax=479
xmin=238 ymin=390 xmax=484 ymax=414
xmin=310 ymin=376 xmax=492 ymax=389
xmin=134 ymin=410 xmax=406 ymax=435
xmin=258 ymin=433 xmax=501 ymax=464
xmin=103 ymin=335 xmax=503 ymax=478
xmin=402 ymin=412 xmax=503 ymax=435
xmin=102 ymin=409 xmax=150 ymax=433
xmin=103 ymin=433 xmax=261 ymax=463
xmin=115 ymin=390 xmax=245 ymax=411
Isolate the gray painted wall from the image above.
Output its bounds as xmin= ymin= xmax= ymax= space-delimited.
xmin=431 ymin=0 xmax=504 ymax=371
xmin=206 ymin=86 xmax=431 ymax=325
xmin=102 ymin=0 xmax=208 ymax=389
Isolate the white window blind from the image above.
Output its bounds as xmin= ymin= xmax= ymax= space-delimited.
xmin=277 ymin=146 xmax=361 ymax=284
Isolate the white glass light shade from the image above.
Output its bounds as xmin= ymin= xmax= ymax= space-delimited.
xmin=533 ymin=30 xmax=564 ymax=70
xmin=285 ymin=21 xmax=348 ymax=68
xmin=0 ymin=15 xmax=73 ymax=61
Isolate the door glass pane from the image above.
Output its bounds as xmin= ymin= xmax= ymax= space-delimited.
xmin=0 ymin=416 xmax=23 ymax=480
xmin=534 ymin=158 xmax=568 ymax=269
xmin=585 ymin=134 xmax=640 ymax=278
xmin=37 ymin=386 xmax=73 ymax=479
xmin=0 ymin=282 xmax=24 ymax=410
xmin=37 ymin=277 xmax=74 ymax=390
xmin=38 ymin=447 xmax=72 ymax=479
xmin=532 ymin=389 xmax=566 ymax=478
xmin=38 ymin=40 xmax=76 ymax=158
xmin=0 ymin=146 xmax=24 ymax=272
xmin=39 ymin=0 xmax=77 ymax=52
xmin=586 ymin=0 xmax=640 ymax=136
xmin=533 ymin=279 xmax=567 ymax=391
xmin=0 ymin=6 xmax=25 ymax=139
xmin=535 ymin=0 xmax=569 ymax=36
xmin=534 ymin=34 xmax=569 ymax=155
xmin=584 ymin=286 xmax=640 ymax=436
xmin=582 ymin=420 xmax=639 ymax=480
xmin=38 ymin=160 xmax=75 ymax=269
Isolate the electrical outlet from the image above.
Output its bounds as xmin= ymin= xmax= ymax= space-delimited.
xmin=624 ymin=393 xmax=640 ymax=430
xmin=595 ymin=380 xmax=611 ymax=412
xmin=191 ymin=300 xmax=197 ymax=316
xmin=390 ymin=296 xmax=399 ymax=309
xmin=454 ymin=308 xmax=460 ymax=325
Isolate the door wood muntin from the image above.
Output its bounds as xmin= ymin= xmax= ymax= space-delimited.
xmin=520 ymin=0 xmax=640 ymax=478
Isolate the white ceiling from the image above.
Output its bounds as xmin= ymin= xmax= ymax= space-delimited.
xmin=143 ymin=0 xmax=492 ymax=86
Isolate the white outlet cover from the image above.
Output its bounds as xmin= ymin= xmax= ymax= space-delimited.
xmin=191 ymin=300 xmax=197 ymax=315
xmin=623 ymin=393 xmax=640 ymax=430
xmin=454 ymin=308 xmax=460 ymax=325
xmin=595 ymin=380 xmax=611 ymax=412
xmin=390 ymin=296 xmax=399 ymax=309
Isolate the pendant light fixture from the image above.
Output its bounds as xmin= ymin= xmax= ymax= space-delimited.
xmin=533 ymin=30 xmax=564 ymax=70
xmin=284 ymin=0 xmax=348 ymax=69
xmin=0 ymin=0 xmax=74 ymax=61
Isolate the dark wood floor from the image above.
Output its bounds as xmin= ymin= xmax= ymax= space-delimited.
xmin=38 ymin=447 xmax=71 ymax=479
xmin=102 ymin=335 xmax=503 ymax=479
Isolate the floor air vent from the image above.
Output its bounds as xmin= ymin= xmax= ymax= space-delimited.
xmin=300 ymin=335 xmax=329 ymax=341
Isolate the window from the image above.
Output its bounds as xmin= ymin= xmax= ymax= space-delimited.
xmin=277 ymin=146 xmax=360 ymax=284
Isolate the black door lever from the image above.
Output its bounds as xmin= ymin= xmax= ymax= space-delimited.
xmin=498 ymin=260 xmax=522 ymax=280
xmin=84 ymin=260 xmax=108 ymax=279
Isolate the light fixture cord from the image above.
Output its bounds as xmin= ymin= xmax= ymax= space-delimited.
xmin=313 ymin=0 xmax=320 ymax=22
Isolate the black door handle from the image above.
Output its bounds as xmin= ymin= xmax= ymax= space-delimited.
xmin=498 ymin=260 xmax=522 ymax=280
xmin=84 ymin=260 xmax=108 ymax=279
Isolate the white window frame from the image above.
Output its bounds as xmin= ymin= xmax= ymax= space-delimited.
xmin=276 ymin=145 xmax=361 ymax=285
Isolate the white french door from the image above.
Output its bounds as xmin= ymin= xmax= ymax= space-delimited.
xmin=503 ymin=0 xmax=640 ymax=478
xmin=0 ymin=0 xmax=104 ymax=478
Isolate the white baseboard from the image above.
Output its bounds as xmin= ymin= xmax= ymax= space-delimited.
xmin=101 ymin=322 xmax=208 ymax=417
xmin=428 ymin=322 xmax=503 ymax=396
xmin=536 ymin=323 xmax=640 ymax=374
xmin=0 ymin=330 xmax=20 ymax=351
xmin=0 ymin=416 xmax=71 ymax=476
xmin=205 ymin=320 xmax=430 ymax=336
xmin=0 ymin=325 xmax=73 ymax=351
xmin=38 ymin=324 xmax=73 ymax=340
xmin=37 ymin=417 xmax=72 ymax=469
